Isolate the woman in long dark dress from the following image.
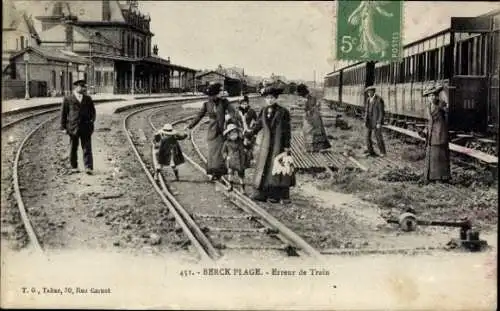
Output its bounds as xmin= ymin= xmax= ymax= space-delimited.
xmin=187 ymin=82 xmax=231 ymax=180
xmin=297 ymin=84 xmax=331 ymax=152
xmin=248 ymin=86 xmax=295 ymax=204
xmin=421 ymin=85 xmax=451 ymax=184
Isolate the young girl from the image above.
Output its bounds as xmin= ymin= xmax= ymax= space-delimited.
xmin=153 ymin=123 xmax=188 ymax=181
xmin=221 ymin=124 xmax=247 ymax=192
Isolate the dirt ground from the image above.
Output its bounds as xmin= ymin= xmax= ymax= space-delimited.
xmin=1 ymin=102 xmax=201 ymax=260
xmin=188 ymin=95 xmax=497 ymax=252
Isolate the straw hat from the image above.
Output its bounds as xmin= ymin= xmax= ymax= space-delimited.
xmin=422 ymin=84 xmax=444 ymax=97
xmin=223 ymin=123 xmax=240 ymax=136
xmin=364 ymin=85 xmax=376 ymax=92
xmin=161 ymin=123 xmax=177 ymax=134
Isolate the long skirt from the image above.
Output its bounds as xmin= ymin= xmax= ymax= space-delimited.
xmin=303 ymin=115 xmax=331 ymax=153
xmin=207 ymin=134 xmax=227 ymax=176
xmin=423 ymin=144 xmax=451 ymax=181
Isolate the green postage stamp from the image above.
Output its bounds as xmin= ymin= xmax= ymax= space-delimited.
xmin=336 ymin=0 xmax=403 ymax=61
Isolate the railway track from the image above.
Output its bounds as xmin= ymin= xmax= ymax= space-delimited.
xmin=1 ymin=107 xmax=60 ymax=130
xmin=1 ymin=109 xmax=61 ymax=254
xmin=130 ymin=104 xmax=322 ymax=261
xmin=1 ymin=98 xmax=200 ymax=255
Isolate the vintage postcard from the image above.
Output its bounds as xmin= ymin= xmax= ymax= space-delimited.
xmin=1 ymin=0 xmax=498 ymax=309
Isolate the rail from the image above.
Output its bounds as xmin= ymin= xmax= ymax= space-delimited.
xmin=383 ymin=124 xmax=498 ymax=165
xmin=188 ymin=118 xmax=323 ymax=259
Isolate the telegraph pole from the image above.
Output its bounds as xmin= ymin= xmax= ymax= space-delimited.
xmin=313 ymin=70 xmax=316 ymax=89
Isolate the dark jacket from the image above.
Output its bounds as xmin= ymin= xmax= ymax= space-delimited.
xmin=60 ymin=93 xmax=96 ymax=136
xmin=237 ymin=107 xmax=258 ymax=131
xmin=222 ymin=138 xmax=247 ymax=173
xmin=188 ymin=97 xmax=231 ymax=138
xmin=364 ymin=94 xmax=384 ymax=129
xmin=154 ymin=132 xmax=187 ymax=166
xmin=427 ymin=101 xmax=449 ymax=146
xmin=251 ymin=103 xmax=295 ymax=189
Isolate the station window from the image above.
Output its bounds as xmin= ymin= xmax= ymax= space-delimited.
xmin=104 ymin=72 xmax=108 ymax=86
xmin=96 ymin=71 xmax=102 ymax=87
xmin=51 ymin=70 xmax=56 ymax=89
xmin=20 ymin=36 xmax=25 ymax=49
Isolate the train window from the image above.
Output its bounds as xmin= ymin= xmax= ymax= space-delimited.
xmin=399 ymin=60 xmax=404 ymax=83
xmin=460 ymin=40 xmax=468 ymax=75
xmin=428 ymin=49 xmax=438 ymax=81
xmin=444 ymin=45 xmax=452 ymax=78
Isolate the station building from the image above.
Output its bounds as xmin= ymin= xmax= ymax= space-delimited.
xmin=2 ymin=0 xmax=197 ymax=99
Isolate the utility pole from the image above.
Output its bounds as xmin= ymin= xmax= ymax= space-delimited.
xmin=24 ymin=53 xmax=30 ymax=100
xmin=313 ymin=70 xmax=316 ymax=89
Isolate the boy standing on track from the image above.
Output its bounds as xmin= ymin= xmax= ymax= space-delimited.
xmin=364 ymin=85 xmax=387 ymax=157
xmin=60 ymin=79 xmax=96 ymax=175
xmin=153 ymin=123 xmax=188 ymax=181
xmin=221 ymin=124 xmax=247 ymax=192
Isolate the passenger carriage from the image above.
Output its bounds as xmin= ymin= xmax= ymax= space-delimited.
xmin=324 ymin=9 xmax=499 ymax=143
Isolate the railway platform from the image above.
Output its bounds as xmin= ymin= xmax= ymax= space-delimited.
xmin=1 ymin=92 xmax=206 ymax=115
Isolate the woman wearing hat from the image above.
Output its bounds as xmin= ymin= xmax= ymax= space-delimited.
xmin=187 ymin=82 xmax=232 ymax=180
xmin=296 ymin=84 xmax=331 ymax=153
xmin=420 ymin=84 xmax=450 ymax=184
xmin=247 ymin=86 xmax=295 ymax=203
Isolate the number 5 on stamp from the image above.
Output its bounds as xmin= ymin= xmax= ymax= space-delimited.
xmin=336 ymin=0 xmax=403 ymax=61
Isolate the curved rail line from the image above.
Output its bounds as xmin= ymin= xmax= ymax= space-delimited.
xmin=175 ymin=117 xmax=323 ymax=259
xmin=123 ymin=106 xmax=215 ymax=262
xmin=143 ymin=101 xmax=323 ymax=259
xmin=2 ymin=108 xmax=60 ymax=130
xmin=10 ymin=114 xmax=60 ymax=254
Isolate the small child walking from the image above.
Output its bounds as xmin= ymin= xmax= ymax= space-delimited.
xmin=221 ymin=124 xmax=247 ymax=192
xmin=153 ymin=123 xmax=188 ymax=181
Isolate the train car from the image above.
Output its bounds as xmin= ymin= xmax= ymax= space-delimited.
xmin=324 ymin=61 xmax=374 ymax=115
xmin=324 ymin=9 xmax=500 ymax=137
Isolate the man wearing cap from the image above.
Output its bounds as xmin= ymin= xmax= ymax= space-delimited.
xmin=364 ymin=85 xmax=386 ymax=157
xmin=187 ymin=81 xmax=232 ymax=180
xmin=420 ymin=84 xmax=450 ymax=184
xmin=60 ymin=79 xmax=96 ymax=174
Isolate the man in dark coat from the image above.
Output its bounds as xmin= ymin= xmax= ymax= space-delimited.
xmin=187 ymin=82 xmax=232 ymax=180
xmin=248 ymin=86 xmax=295 ymax=204
xmin=60 ymin=79 xmax=96 ymax=174
xmin=420 ymin=85 xmax=450 ymax=183
xmin=364 ymin=85 xmax=386 ymax=157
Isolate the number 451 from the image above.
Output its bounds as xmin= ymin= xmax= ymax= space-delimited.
xmin=340 ymin=36 xmax=357 ymax=53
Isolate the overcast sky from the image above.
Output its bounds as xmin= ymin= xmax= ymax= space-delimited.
xmin=141 ymin=1 xmax=498 ymax=81
xmin=12 ymin=0 xmax=500 ymax=81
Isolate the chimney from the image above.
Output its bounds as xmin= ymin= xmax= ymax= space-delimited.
xmin=102 ymin=0 xmax=111 ymax=21
xmin=64 ymin=20 xmax=74 ymax=49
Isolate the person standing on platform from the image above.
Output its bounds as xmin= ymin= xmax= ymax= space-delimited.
xmin=297 ymin=84 xmax=331 ymax=153
xmin=248 ymin=86 xmax=295 ymax=204
xmin=60 ymin=79 xmax=96 ymax=175
xmin=420 ymin=85 xmax=451 ymax=184
xmin=363 ymin=85 xmax=387 ymax=157
xmin=186 ymin=82 xmax=231 ymax=180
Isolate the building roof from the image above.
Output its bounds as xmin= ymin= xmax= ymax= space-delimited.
xmin=11 ymin=46 xmax=90 ymax=64
xmin=2 ymin=0 xmax=41 ymax=42
xmin=73 ymin=25 xmax=121 ymax=49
